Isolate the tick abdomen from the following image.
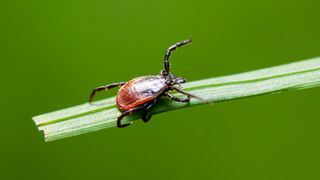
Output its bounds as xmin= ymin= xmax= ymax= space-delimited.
xmin=116 ymin=75 xmax=167 ymax=111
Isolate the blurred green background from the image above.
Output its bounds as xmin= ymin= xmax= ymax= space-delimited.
xmin=1 ymin=0 xmax=320 ymax=179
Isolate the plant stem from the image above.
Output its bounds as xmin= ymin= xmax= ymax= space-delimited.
xmin=33 ymin=57 xmax=320 ymax=142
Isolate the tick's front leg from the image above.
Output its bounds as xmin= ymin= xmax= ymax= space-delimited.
xmin=164 ymin=92 xmax=190 ymax=103
xmin=170 ymin=86 xmax=209 ymax=103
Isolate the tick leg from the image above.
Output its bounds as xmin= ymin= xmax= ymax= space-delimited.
xmin=170 ymin=86 xmax=209 ymax=103
xmin=141 ymin=99 xmax=158 ymax=123
xmin=117 ymin=105 xmax=145 ymax=128
xmin=163 ymin=39 xmax=192 ymax=75
xmin=164 ymin=92 xmax=190 ymax=102
xmin=89 ymin=82 xmax=126 ymax=102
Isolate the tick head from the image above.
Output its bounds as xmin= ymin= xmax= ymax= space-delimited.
xmin=162 ymin=70 xmax=186 ymax=85
xmin=173 ymin=77 xmax=186 ymax=84
xmin=166 ymin=77 xmax=186 ymax=85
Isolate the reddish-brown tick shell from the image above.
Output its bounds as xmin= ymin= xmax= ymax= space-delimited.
xmin=116 ymin=75 xmax=167 ymax=111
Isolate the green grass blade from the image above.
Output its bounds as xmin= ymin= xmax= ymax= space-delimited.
xmin=33 ymin=57 xmax=320 ymax=142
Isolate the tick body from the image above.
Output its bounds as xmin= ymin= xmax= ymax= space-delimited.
xmin=89 ymin=39 xmax=204 ymax=128
xmin=117 ymin=76 xmax=167 ymax=111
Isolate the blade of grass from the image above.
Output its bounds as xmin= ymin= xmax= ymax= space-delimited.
xmin=33 ymin=57 xmax=320 ymax=141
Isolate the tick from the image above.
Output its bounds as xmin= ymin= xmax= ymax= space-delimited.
xmin=89 ymin=39 xmax=204 ymax=128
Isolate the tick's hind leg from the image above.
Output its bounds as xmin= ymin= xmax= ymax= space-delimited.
xmin=89 ymin=82 xmax=126 ymax=102
xmin=117 ymin=106 xmax=145 ymax=128
xmin=141 ymin=99 xmax=158 ymax=123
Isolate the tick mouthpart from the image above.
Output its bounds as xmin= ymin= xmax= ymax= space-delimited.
xmin=174 ymin=77 xmax=186 ymax=84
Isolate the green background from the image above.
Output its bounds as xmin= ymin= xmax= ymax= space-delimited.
xmin=1 ymin=0 xmax=320 ymax=179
